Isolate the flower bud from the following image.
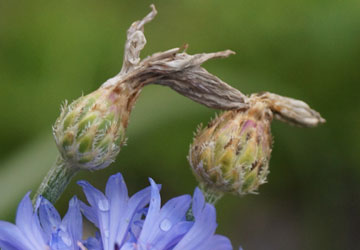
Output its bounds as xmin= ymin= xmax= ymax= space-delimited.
xmin=53 ymin=84 xmax=139 ymax=170
xmin=189 ymin=102 xmax=273 ymax=195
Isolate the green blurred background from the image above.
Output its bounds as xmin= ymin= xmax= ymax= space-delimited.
xmin=0 ymin=0 xmax=359 ymax=249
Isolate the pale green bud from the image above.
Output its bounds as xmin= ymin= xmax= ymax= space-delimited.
xmin=189 ymin=102 xmax=273 ymax=195
xmin=53 ymin=84 xmax=139 ymax=170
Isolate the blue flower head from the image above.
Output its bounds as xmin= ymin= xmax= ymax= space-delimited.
xmin=0 ymin=173 xmax=234 ymax=250
xmin=80 ymin=173 xmax=233 ymax=250
xmin=0 ymin=193 xmax=83 ymax=250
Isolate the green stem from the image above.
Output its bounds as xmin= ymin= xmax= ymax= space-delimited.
xmin=202 ymin=188 xmax=224 ymax=205
xmin=32 ymin=156 xmax=79 ymax=205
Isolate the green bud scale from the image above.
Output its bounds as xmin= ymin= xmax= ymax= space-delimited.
xmin=53 ymin=84 xmax=139 ymax=171
xmin=189 ymin=102 xmax=273 ymax=195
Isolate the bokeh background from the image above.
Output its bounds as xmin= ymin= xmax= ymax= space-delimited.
xmin=1 ymin=0 xmax=359 ymax=249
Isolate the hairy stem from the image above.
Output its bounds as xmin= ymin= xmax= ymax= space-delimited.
xmin=200 ymin=185 xmax=224 ymax=205
xmin=32 ymin=156 xmax=79 ymax=204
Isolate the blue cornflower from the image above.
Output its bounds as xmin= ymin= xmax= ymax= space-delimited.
xmin=80 ymin=173 xmax=232 ymax=250
xmin=0 ymin=192 xmax=83 ymax=250
xmin=0 ymin=173 xmax=233 ymax=250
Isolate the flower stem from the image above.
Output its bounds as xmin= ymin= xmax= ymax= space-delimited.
xmin=32 ymin=156 xmax=79 ymax=205
xmin=201 ymin=186 xmax=224 ymax=205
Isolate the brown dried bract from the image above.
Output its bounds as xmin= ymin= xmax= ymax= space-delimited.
xmin=102 ymin=5 xmax=324 ymax=126
xmin=250 ymin=92 xmax=325 ymax=127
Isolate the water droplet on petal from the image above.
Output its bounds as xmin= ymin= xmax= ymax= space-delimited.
xmin=160 ymin=218 xmax=172 ymax=232
xmin=98 ymin=199 xmax=109 ymax=211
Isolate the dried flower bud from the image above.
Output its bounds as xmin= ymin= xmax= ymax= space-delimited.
xmin=189 ymin=93 xmax=325 ymax=195
xmin=53 ymin=84 xmax=139 ymax=170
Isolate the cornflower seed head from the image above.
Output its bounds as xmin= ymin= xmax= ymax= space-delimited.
xmin=53 ymin=83 xmax=139 ymax=170
xmin=189 ymin=92 xmax=325 ymax=196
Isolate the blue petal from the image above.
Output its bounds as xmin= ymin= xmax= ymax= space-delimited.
xmin=174 ymin=198 xmax=218 ymax=250
xmin=33 ymin=203 xmax=49 ymax=246
xmin=84 ymin=237 xmax=102 ymax=250
xmin=61 ymin=196 xmax=82 ymax=249
xmin=0 ymin=221 xmax=33 ymax=250
xmin=155 ymin=221 xmax=193 ymax=249
xmin=137 ymin=178 xmax=161 ymax=243
xmin=84 ymin=231 xmax=103 ymax=250
xmin=119 ymin=242 xmax=136 ymax=250
xmin=115 ymin=184 xmax=155 ymax=245
xmin=128 ymin=216 xmax=144 ymax=241
xmin=140 ymin=194 xmax=192 ymax=249
xmin=191 ymin=188 xmax=205 ymax=219
xmin=38 ymin=196 xmax=61 ymax=236
xmin=105 ymin=173 xmax=129 ymax=249
xmin=79 ymin=201 xmax=99 ymax=228
xmin=78 ymin=180 xmax=110 ymax=248
xmin=15 ymin=192 xmax=48 ymax=249
xmin=198 ymin=235 xmax=233 ymax=250
xmin=49 ymin=233 xmax=70 ymax=250
xmin=77 ymin=180 xmax=108 ymax=211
